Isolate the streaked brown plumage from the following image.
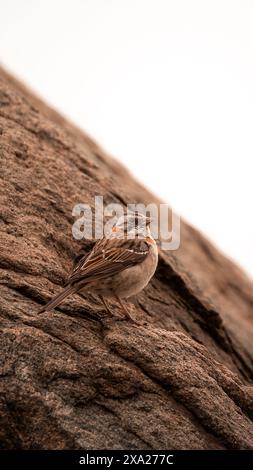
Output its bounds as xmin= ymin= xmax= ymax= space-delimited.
xmin=39 ymin=213 xmax=158 ymax=322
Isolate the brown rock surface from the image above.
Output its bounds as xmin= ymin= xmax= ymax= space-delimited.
xmin=0 ymin=66 xmax=253 ymax=450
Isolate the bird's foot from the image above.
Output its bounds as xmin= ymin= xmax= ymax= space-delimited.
xmin=125 ymin=316 xmax=144 ymax=326
xmin=115 ymin=296 xmax=144 ymax=325
xmin=101 ymin=296 xmax=144 ymax=326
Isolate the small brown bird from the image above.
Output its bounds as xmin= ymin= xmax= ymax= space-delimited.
xmin=39 ymin=212 xmax=158 ymax=322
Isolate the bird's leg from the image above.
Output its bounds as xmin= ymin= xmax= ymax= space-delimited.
xmin=116 ymin=296 xmax=138 ymax=323
xmin=101 ymin=296 xmax=114 ymax=317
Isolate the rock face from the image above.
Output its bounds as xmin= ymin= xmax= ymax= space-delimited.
xmin=0 ymin=67 xmax=253 ymax=450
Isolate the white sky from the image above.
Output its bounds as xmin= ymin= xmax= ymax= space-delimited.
xmin=0 ymin=0 xmax=252 ymax=277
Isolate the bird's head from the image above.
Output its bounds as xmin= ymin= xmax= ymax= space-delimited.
xmin=112 ymin=211 xmax=151 ymax=238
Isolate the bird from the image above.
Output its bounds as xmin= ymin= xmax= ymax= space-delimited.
xmin=38 ymin=212 xmax=158 ymax=323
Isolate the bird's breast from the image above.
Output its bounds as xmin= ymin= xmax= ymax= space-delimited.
xmin=112 ymin=242 xmax=158 ymax=299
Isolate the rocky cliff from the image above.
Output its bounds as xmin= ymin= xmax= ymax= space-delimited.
xmin=0 ymin=67 xmax=253 ymax=449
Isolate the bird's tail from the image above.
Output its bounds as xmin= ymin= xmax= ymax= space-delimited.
xmin=38 ymin=285 xmax=77 ymax=313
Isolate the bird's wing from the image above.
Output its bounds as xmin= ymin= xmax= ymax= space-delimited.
xmin=68 ymin=238 xmax=150 ymax=285
xmin=64 ymin=249 xmax=91 ymax=286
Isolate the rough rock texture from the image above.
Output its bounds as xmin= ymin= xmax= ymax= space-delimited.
xmin=0 ymin=67 xmax=253 ymax=450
